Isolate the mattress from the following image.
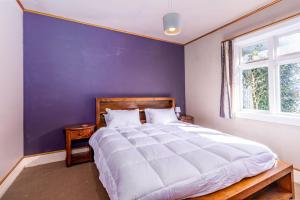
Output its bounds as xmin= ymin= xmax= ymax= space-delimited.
xmin=89 ymin=121 xmax=276 ymax=200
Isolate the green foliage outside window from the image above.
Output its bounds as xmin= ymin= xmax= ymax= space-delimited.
xmin=280 ymin=63 xmax=300 ymax=113
xmin=242 ymin=67 xmax=269 ymax=110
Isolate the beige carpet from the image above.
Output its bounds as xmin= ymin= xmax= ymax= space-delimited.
xmin=2 ymin=162 xmax=108 ymax=200
xmin=2 ymin=161 xmax=300 ymax=200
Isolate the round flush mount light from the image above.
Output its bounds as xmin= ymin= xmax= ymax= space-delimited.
xmin=163 ymin=12 xmax=181 ymax=35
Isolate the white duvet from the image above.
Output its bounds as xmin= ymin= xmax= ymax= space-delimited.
xmin=89 ymin=122 xmax=276 ymax=200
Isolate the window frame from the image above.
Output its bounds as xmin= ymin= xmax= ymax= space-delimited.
xmin=233 ymin=24 xmax=300 ymax=127
xmin=276 ymin=29 xmax=300 ymax=57
xmin=239 ymin=40 xmax=269 ymax=64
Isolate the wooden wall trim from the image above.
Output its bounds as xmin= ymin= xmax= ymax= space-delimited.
xmin=16 ymin=0 xmax=24 ymax=11
xmin=184 ymin=0 xmax=283 ymax=45
xmin=0 ymin=150 xmax=63 ymax=186
xmin=0 ymin=147 xmax=87 ymax=188
xmin=22 ymin=9 xmax=183 ymax=45
xmin=23 ymin=149 xmax=65 ymax=158
xmin=0 ymin=157 xmax=23 ymax=186
xmin=224 ymin=11 xmax=300 ymax=42
xmin=0 ymin=153 xmax=61 ymax=186
xmin=18 ymin=0 xmax=281 ymax=46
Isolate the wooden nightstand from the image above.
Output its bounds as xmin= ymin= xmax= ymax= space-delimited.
xmin=65 ymin=124 xmax=95 ymax=167
xmin=180 ymin=115 xmax=194 ymax=124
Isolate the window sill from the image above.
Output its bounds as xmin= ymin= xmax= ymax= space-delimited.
xmin=235 ymin=111 xmax=300 ymax=127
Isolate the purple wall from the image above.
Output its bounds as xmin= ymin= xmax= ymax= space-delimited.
xmin=24 ymin=13 xmax=185 ymax=155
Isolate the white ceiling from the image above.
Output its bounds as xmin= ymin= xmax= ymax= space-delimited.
xmin=21 ymin=0 xmax=275 ymax=44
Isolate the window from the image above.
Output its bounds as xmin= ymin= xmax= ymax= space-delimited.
xmin=234 ymin=22 xmax=300 ymax=126
xmin=277 ymin=32 xmax=300 ymax=56
xmin=280 ymin=62 xmax=300 ymax=113
xmin=242 ymin=66 xmax=269 ymax=110
xmin=241 ymin=42 xmax=268 ymax=63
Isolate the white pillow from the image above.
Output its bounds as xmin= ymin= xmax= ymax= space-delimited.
xmin=145 ymin=108 xmax=178 ymax=124
xmin=105 ymin=109 xmax=141 ymax=128
xmin=103 ymin=114 xmax=110 ymax=125
xmin=144 ymin=109 xmax=151 ymax=123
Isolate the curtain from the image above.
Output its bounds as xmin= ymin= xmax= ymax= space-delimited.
xmin=220 ymin=40 xmax=233 ymax=119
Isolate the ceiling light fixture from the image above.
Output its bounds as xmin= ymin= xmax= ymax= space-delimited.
xmin=163 ymin=0 xmax=181 ymax=36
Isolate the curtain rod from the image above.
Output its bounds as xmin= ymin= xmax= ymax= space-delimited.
xmin=223 ymin=11 xmax=300 ymax=42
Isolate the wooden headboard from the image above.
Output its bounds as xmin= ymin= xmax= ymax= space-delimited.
xmin=95 ymin=97 xmax=175 ymax=129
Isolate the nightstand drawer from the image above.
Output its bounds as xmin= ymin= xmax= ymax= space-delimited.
xmin=70 ymin=129 xmax=92 ymax=139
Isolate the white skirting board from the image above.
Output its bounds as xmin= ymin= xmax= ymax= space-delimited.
xmin=0 ymin=153 xmax=299 ymax=198
xmin=0 ymin=147 xmax=89 ymax=198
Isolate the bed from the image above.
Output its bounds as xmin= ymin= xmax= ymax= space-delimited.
xmin=90 ymin=97 xmax=294 ymax=200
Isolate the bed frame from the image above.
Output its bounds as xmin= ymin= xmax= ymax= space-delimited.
xmin=95 ymin=97 xmax=295 ymax=200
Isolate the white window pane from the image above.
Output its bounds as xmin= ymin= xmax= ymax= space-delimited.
xmin=277 ymin=32 xmax=300 ymax=56
xmin=280 ymin=62 xmax=300 ymax=113
xmin=242 ymin=67 xmax=269 ymax=110
xmin=241 ymin=43 xmax=268 ymax=63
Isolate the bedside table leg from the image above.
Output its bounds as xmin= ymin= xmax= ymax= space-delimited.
xmin=88 ymin=145 xmax=93 ymax=162
xmin=66 ymin=134 xmax=71 ymax=167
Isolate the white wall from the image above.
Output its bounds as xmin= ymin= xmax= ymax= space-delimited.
xmin=0 ymin=0 xmax=23 ymax=180
xmin=185 ymin=0 xmax=300 ymax=168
